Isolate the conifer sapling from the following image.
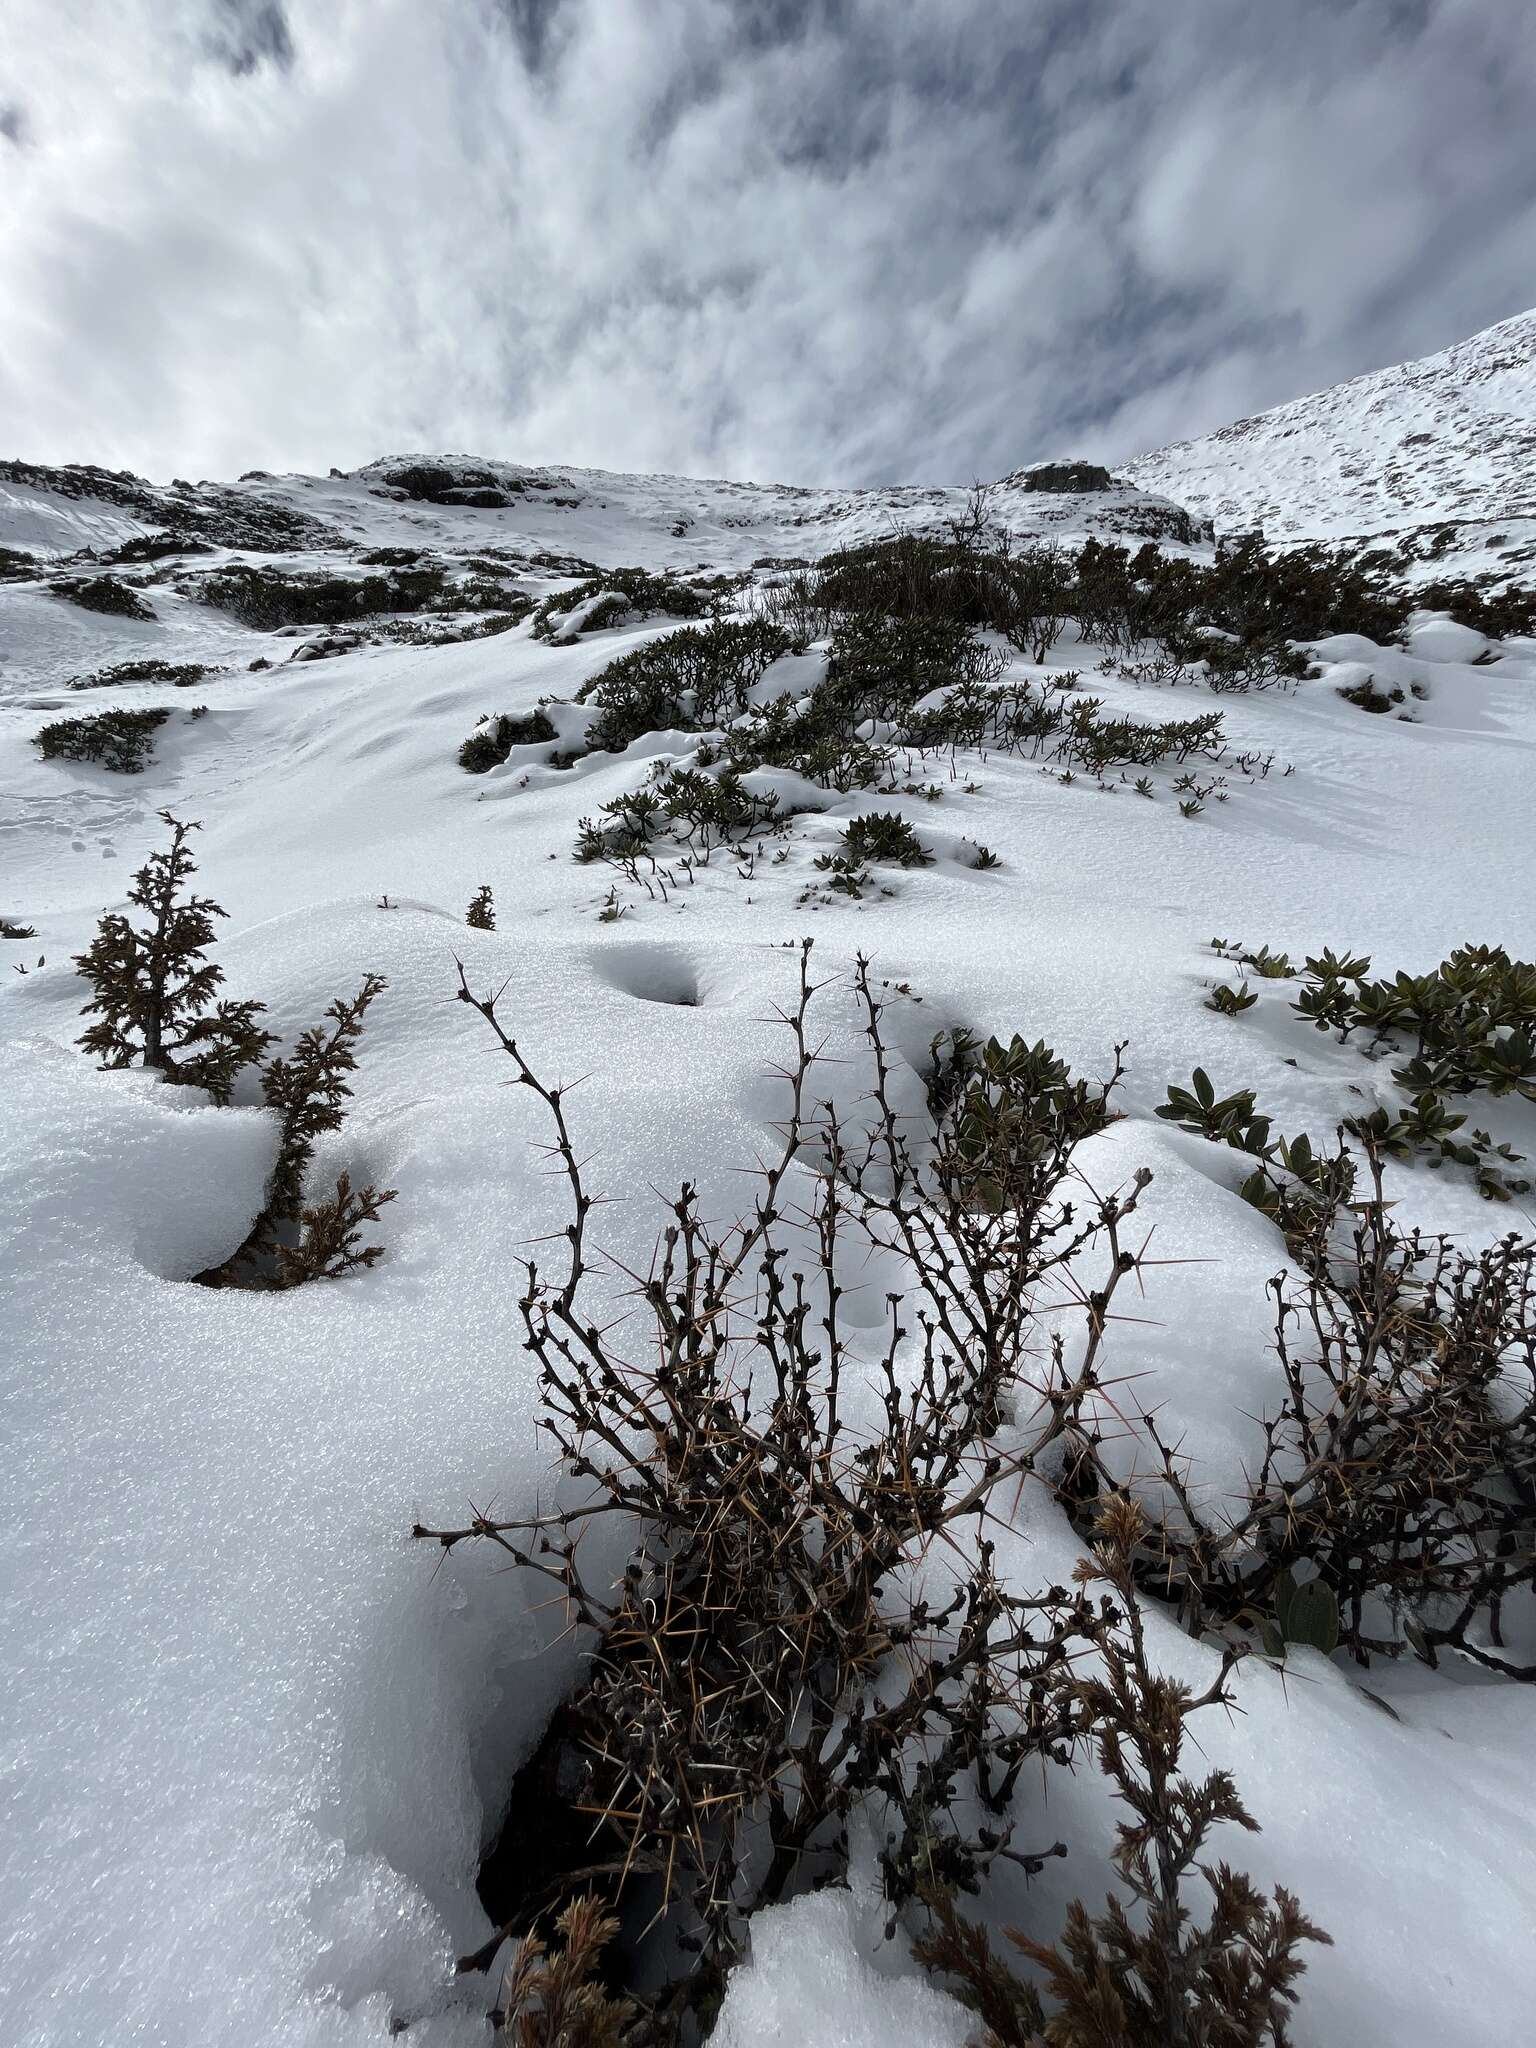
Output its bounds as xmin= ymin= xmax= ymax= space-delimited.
xmin=74 ymin=810 xmax=274 ymax=1102
xmin=199 ymin=974 xmax=396 ymax=1288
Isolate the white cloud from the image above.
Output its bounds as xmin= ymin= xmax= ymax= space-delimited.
xmin=0 ymin=0 xmax=1531 ymax=485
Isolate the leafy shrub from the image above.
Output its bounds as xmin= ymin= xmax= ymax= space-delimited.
xmin=70 ymin=659 xmax=211 ymax=691
xmin=35 ymin=707 xmax=170 ymax=773
xmin=52 ymin=574 xmax=156 ymax=620
xmin=790 ymin=529 xmax=1405 ymax=674
xmin=466 ymin=885 xmax=495 ymax=929
xmin=1410 ymin=576 xmax=1536 ymax=640
xmin=459 ymin=709 xmax=559 ymax=773
xmin=575 ymin=619 xmax=791 ymax=754
xmin=530 ymin=566 xmax=716 ymax=641
xmin=194 ymin=561 xmax=519 ymax=629
xmin=575 ymin=767 xmax=787 ymax=873
xmin=834 ymin=811 xmax=931 ymax=868
xmin=1294 ymin=941 xmax=1536 ymax=1102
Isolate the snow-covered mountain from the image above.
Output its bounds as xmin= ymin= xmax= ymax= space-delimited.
xmin=1125 ymin=307 xmax=1536 ymax=577
xmin=0 ymin=448 xmax=1206 ymax=576
xmin=3 ymin=325 xmax=1536 ymax=2048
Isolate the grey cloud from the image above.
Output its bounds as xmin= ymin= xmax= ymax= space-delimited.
xmin=206 ymin=0 xmax=294 ymax=77
xmin=0 ymin=0 xmax=1530 ymax=486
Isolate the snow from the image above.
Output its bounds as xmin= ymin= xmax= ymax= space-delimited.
xmin=3 ymin=415 xmax=1536 ymax=2045
xmin=712 ymin=1887 xmax=972 ymax=2048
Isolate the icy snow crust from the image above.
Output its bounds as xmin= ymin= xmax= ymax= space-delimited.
xmin=2 ymin=446 xmax=1536 ymax=2046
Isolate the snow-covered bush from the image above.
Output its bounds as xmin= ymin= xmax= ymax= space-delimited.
xmin=69 ymin=657 xmax=213 ymax=691
xmin=574 ymin=617 xmax=792 ymax=753
xmin=34 ymin=704 xmax=171 ymax=773
xmin=459 ymin=707 xmax=559 ymax=772
xmin=1052 ymin=1144 xmax=1536 ymax=1678
xmin=52 ymin=571 xmax=157 ymax=619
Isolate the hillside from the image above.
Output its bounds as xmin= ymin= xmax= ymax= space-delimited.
xmin=2 ymin=370 xmax=1535 ymax=2048
xmin=1124 ymin=307 xmax=1536 ymax=585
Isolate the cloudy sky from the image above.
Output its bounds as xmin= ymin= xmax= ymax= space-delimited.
xmin=1 ymin=0 xmax=1532 ymax=487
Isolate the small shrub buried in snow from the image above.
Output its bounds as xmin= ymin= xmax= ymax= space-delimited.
xmin=916 ymin=1497 xmax=1331 ymax=2048
xmin=529 ymin=566 xmax=720 ymax=642
xmin=826 ymin=811 xmax=932 ymax=869
xmin=76 ymin=816 xmax=395 ymax=1288
xmin=1181 ymin=941 xmax=1536 ymax=1202
xmin=35 ymin=707 xmax=171 ymax=774
xmin=466 ymin=884 xmax=496 ymax=930
xmin=52 ymin=573 xmax=157 ymax=620
xmin=70 ymin=659 xmax=213 ymax=691
xmin=1338 ymin=674 xmax=1403 ymax=713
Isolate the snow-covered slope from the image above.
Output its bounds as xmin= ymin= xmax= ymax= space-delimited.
xmin=1126 ymin=307 xmax=1536 ymax=576
xmin=3 ymin=375 xmax=1536 ymax=2048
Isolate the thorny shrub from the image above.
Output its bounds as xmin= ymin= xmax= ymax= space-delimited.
xmin=417 ymin=946 xmax=1158 ymax=2038
xmin=1053 ymin=1136 xmax=1536 ymax=1678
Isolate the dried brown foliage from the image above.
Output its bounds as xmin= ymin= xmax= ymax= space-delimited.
xmin=498 ymin=1894 xmax=637 ymax=2048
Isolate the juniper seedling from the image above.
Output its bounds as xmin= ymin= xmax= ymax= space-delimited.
xmin=467 ymin=885 xmax=497 ymax=930
xmin=497 ymin=1894 xmax=637 ymax=2047
xmin=198 ymin=975 xmax=395 ymax=1289
xmin=917 ymin=1497 xmax=1331 ymax=2048
xmin=74 ymin=811 xmax=274 ymax=1101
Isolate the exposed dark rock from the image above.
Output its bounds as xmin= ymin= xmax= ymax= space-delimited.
xmin=1020 ymin=460 xmax=1117 ymax=493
